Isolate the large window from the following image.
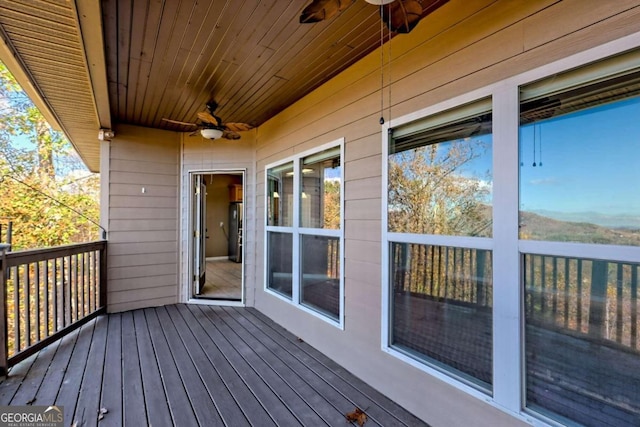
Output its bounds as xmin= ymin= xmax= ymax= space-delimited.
xmin=520 ymin=54 xmax=640 ymax=426
xmin=382 ymin=44 xmax=640 ymax=427
xmin=265 ymin=141 xmax=343 ymax=324
xmin=386 ymin=99 xmax=494 ymax=390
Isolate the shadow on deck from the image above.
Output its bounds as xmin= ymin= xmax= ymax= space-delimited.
xmin=0 ymin=304 xmax=426 ymax=427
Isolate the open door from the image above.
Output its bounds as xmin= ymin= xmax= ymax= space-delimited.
xmin=193 ymin=175 xmax=206 ymax=294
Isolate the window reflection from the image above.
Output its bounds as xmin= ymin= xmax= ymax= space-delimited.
xmin=388 ymin=101 xmax=493 ymax=236
xmin=519 ymin=74 xmax=640 ymax=245
xmin=267 ymin=232 xmax=293 ymax=298
xmin=301 ymin=148 xmax=341 ymax=229
xmin=300 ymin=235 xmax=340 ymax=319
xmin=390 ymin=242 xmax=493 ymax=389
xmin=267 ymin=162 xmax=294 ymax=227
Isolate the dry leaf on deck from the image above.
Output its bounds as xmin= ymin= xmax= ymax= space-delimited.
xmin=345 ymin=407 xmax=367 ymax=426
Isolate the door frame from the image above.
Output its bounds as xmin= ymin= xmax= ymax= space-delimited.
xmin=187 ymin=169 xmax=246 ymax=306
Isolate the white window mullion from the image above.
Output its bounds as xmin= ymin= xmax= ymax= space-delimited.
xmin=492 ymin=84 xmax=522 ymax=412
xmin=292 ymin=159 xmax=301 ymax=304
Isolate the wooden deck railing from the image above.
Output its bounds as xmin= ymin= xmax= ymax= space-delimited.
xmin=0 ymin=241 xmax=107 ymax=374
xmin=524 ymin=254 xmax=640 ymax=351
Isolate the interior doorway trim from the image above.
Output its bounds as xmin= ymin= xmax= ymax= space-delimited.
xmin=186 ymin=168 xmax=246 ymax=306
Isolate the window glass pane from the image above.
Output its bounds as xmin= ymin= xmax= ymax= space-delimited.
xmin=301 ymin=148 xmax=341 ymax=229
xmin=267 ymin=162 xmax=294 ymax=227
xmin=519 ymin=71 xmax=640 ymax=245
xmin=300 ymin=234 xmax=340 ymax=319
xmin=266 ymin=232 xmax=293 ymax=298
xmin=524 ymin=254 xmax=640 ymax=426
xmin=388 ymin=102 xmax=493 ymax=236
xmin=390 ymin=242 xmax=493 ymax=389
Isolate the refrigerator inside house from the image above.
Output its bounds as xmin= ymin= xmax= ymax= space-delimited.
xmin=228 ymin=202 xmax=242 ymax=263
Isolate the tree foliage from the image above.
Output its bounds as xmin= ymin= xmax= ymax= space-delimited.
xmin=388 ymin=138 xmax=492 ymax=237
xmin=0 ymin=62 xmax=100 ymax=250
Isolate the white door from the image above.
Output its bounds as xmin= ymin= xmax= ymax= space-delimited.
xmin=193 ymin=175 xmax=206 ymax=294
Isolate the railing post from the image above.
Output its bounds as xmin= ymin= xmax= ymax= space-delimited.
xmin=0 ymin=243 xmax=10 ymax=376
xmin=99 ymin=241 xmax=107 ymax=310
xmin=589 ymin=260 xmax=608 ymax=340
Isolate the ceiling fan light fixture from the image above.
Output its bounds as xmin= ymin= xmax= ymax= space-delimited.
xmin=201 ymin=128 xmax=224 ymax=139
xmin=364 ymin=0 xmax=394 ymax=4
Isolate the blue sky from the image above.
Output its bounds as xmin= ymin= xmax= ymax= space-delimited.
xmin=519 ymin=97 xmax=640 ymax=219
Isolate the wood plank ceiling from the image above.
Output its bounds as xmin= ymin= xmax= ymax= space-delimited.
xmin=0 ymin=0 xmax=450 ymax=171
xmin=102 ymin=0 xmax=403 ymax=132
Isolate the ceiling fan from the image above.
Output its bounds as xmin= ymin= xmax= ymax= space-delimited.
xmin=300 ymin=0 xmax=448 ymax=34
xmin=162 ymin=101 xmax=254 ymax=140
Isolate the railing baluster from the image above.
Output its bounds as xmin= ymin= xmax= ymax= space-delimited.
xmin=80 ymin=252 xmax=85 ymax=317
xmin=54 ymin=257 xmax=59 ymax=331
xmin=577 ymin=259 xmax=583 ymax=331
xmin=35 ymin=261 xmax=40 ymax=342
xmin=12 ymin=266 xmax=19 ymax=352
xmin=616 ymin=263 xmax=624 ymax=343
xmin=0 ymin=249 xmax=7 ymax=374
xmin=631 ymin=265 xmax=638 ymax=349
xmin=564 ymin=259 xmax=570 ymax=329
xmin=23 ymin=264 xmax=30 ymax=348
xmin=552 ymin=257 xmax=558 ymax=321
xmin=63 ymin=256 xmax=69 ymax=328
xmin=44 ymin=260 xmax=49 ymax=336
xmin=87 ymin=251 xmax=93 ymax=313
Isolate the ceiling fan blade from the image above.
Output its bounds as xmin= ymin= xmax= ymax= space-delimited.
xmin=162 ymin=118 xmax=197 ymax=127
xmin=383 ymin=0 xmax=422 ymax=34
xmin=222 ymin=130 xmax=241 ymax=140
xmin=224 ymin=122 xmax=254 ymax=133
xmin=300 ymin=0 xmax=354 ymax=24
xmin=383 ymin=0 xmax=449 ymax=34
xmin=197 ymin=111 xmax=221 ymax=126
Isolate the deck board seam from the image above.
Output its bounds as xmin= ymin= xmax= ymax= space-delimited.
xmin=163 ymin=305 xmax=248 ymax=427
xmin=182 ymin=304 xmax=280 ymax=427
xmin=172 ymin=304 xmax=267 ymax=426
xmin=214 ymin=306 xmax=350 ymax=426
xmin=193 ymin=304 xmax=308 ymax=426
xmin=143 ymin=307 xmax=200 ymax=427
xmin=203 ymin=306 xmax=326 ymax=425
xmin=241 ymin=307 xmax=425 ymax=426
xmin=153 ymin=306 xmax=224 ymax=426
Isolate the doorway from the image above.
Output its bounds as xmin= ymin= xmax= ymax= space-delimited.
xmin=191 ymin=171 xmax=244 ymax=302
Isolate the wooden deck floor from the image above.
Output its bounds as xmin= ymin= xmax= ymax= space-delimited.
xmin=0 ymin=304 xmax=427 ymax=427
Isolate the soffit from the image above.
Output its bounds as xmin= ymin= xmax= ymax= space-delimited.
xmin=0 ymin=0 xmax=107 ymax=172
xmin=0 ymin=0 xmax=450 ymax=173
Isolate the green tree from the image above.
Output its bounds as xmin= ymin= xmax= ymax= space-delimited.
xmin=388 ymin=139 xmax=492 ymax=237
xmin=0 ymin=61 xmax=100 ymax=250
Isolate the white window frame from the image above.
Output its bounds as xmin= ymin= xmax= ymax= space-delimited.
xmin=381 ymin=32 xmax=640 ymax=427
xmin=264 ymin=138 xmax=345 ymax=328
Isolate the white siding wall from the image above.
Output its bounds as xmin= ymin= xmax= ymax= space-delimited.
xmin=249 ymin=1 xmax=640 ymax=426
xmin=106 ymin=124 xmax=180 ymax=312
xmin=180 ymin=134 xmax=257 ymax=305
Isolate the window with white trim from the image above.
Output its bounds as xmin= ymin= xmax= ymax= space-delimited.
xmin=266 ymin=141 xmax=343 ymax=324
xmin=519 ymin=50 xmax=640 ymax=426
xmin=383 ymin=47 xmax=640 ymax=427
xmin=386 ymin=98 xmax=494 ymax=391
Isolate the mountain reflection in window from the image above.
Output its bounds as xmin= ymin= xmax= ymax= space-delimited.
xmin=388 ymin=100 xmax=493 ymax=237
xmin=519 ymin=70 xmax=640 ymax=246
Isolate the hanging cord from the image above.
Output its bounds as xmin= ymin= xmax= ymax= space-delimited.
xmin=0 ymin=172 xmax=106 ymax=239
xmin=387 ymin=5 xmax=392 ymax=125
xmin=538 ymin=124 xmax=543 ymax=167
xmin=379 ymin=3 xmax=385 ymax=125
xmin=532 ymin=124 xmax=537 ymax=167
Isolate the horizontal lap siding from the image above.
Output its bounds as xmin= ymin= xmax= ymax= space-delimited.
xmin=251 ymin=0 xmax=640 ymax=426
xmin=107 ymin=124 xmax=180 ymax=313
